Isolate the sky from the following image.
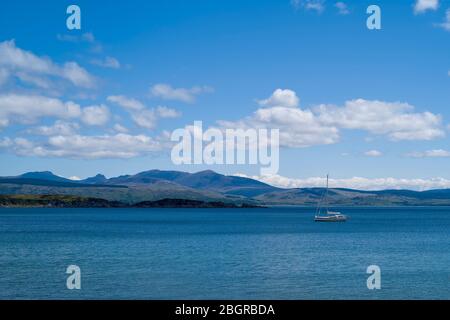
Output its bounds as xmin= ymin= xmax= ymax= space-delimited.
xmin=0 ymin=0 xmax=450 ymax=190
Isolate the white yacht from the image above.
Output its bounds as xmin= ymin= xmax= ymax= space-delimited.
xmin=314 ymin=175 xmax=348 ymax=222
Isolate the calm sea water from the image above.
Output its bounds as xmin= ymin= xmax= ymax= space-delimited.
xmin=0 ymin=206 xmax=448 ymax=300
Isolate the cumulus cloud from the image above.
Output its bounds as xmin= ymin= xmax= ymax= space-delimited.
xmin=216 ymin=88 xmax=338 ymax=148
xmin=29 ymin=120 xmax=80 ymax=136
xmin=155 ymin=106 xmax=182 ymax=118
xmin=90 ymin=56 xmax=121 ymax=69
xmin=291 ymin=0 xmax=325 ymax=13
xmin=150 ymin=83 xmax=213 ymax=103
xmin=216 ymin=90 xmax=443 ymax=149
xmin=258 ymin=89 xmax=299 ymax=108
xmin=414 ymin=0 xmax=439 ymax=14
xmin=107 ymin=95 xmax=145 ymax=111
xmin=316 ymin=99 xmax=444 ymax=141
xmin=236 ymin=173 xmax=450 ymax=191
xmin=15 ymin=71 xmax=52 ymax=89
xmin=0 ymin=40 xmax=56 ymax=74
xmin=335 ymin=2 xmax=350 ymax=15
xmin=107 ymin=95 xmax=180 ymax=129
xmin=0 ymin=94 xmax=114 ymax=129
xmin=4 ymin=133 xmax=162 ymax=159
xmin=0 ymin=40 xmax=95 ymax=88
xmin=81 ymin=105 xmax=110 ymax=126
xmin=365 ymin=150 xmax=382 ymax=157
xmin=62 ymin=62 xmax=96 ymax=88
xmin=0 ymin=94 xmax=81 ymax=128
xmin=131 ymin=109 xmax=158 ymax=129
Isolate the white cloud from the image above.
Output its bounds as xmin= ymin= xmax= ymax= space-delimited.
xmin=0 ymin=94 xmax=114 ymax=128
xmin=316 ymin=99 xmax=444 ymax=141
xmin=81 ymin=105 xmax=110 ymax=126
xmin=335 ymin=2 xmax=350 ymax=15
xmin=216 ymin=90 xmax=443 ymax=149
xmin=217 ymin=107 xmax=339 ymax=148
xmin=131 ymin=109 xmax=158 ymax=129
xmin=414 ymin=0 xmax=439 ymax=14
xmin=113 ymin=123 xmax=129 ymax=133
xmin=237 ymin=173 xmax=450 ymax=191
xmin=69 ymin=176 xmax=82 ymax=181
xmin=62 ymin=62 xmax=96 ymax=88
xmin=131 ymin=106 xmax=180 ymax=129
xmin=0 ymin=40 xmax=95 ymax=88
xmin=258 ymin=89 xmax=299 ymax=108
xmin=217 ymin=88 xmax=337 ymax=148
xmin=438 ymin=9 xmax=450 ymax=31
xmin=155 ymin=106 xmax=182 ymax=118
xmin=30 ymin=120 xmax=80 ymax=136
xmin=5 ymin=133 xmax=162 ymax=159
xmin=406 ymin=149 xmax=450 ymax=158
xmin=0 ymin=94 xmax=81 ymax=128
xmin=291 ymin=0 xmax=325 ymax=13
xmin=0 ymin=68 xmax=9 ymax=85
xmin=107 ymin=95 xmax=180 ymax=129
xmin=90 ymin=56 xmax=121 ymax=69
xmin=15 ymin=71 xmax=52 ymax=89
xmin=150 ymin=83 xmax=213 ymax=103
xmin=107 ymin=95 xmax=145 ymax=111
xmin=364 ymin=150 xmax=382 ymax=157
xmin=0 ymin=40 xmax=55 ymax=74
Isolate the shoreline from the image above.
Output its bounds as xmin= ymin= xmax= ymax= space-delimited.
xmin=0 ymin=195 xmax=263 ymax=209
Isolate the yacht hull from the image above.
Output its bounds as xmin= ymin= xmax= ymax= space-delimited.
xmin=314 ymin=215 xmax=347 ymax=222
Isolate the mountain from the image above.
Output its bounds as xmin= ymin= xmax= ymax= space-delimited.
xmin=82 ymin=169 xmax=279 ymax=197
xmin=173 ymin=170 xmax=276 ymax=196
xmin=104 ymin=170 xmax=190 ymax=185
xmin=18 ymin=171 xmax=72 ymax=183
xmin=2 ymin=169 xmax=450 ymax=206
xmin=81 ymin=174 xmax=107 ymax=184
xmin=0 ymin=171 xmax=124 ymax=188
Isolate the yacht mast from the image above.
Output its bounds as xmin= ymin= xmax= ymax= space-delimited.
xmin=325 ymin=174 xmax=329 ymax=213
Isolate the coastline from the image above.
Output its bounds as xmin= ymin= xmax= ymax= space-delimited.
xmin=0 ymin=195 xmax=262 ymax=209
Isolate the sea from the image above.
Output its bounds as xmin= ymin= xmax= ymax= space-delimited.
xmin=0 ymin=206 xmax=448 ymax=300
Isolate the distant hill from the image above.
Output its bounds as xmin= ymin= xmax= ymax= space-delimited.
xmin=255 ymin=187 xmax=450 ymax=206
xmin=1 ymin=170 xmax=450 ymax=206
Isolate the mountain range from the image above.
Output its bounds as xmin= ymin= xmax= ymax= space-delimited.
xmin=2 ymin=170 xmax=450 ymax=206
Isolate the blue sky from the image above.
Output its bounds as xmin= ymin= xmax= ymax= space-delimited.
xmin=0 ymin=0 xmax=450 ymax=190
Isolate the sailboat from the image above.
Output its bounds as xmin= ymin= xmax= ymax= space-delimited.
xmin=314 ymin=174 xmax=348 ymax=222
